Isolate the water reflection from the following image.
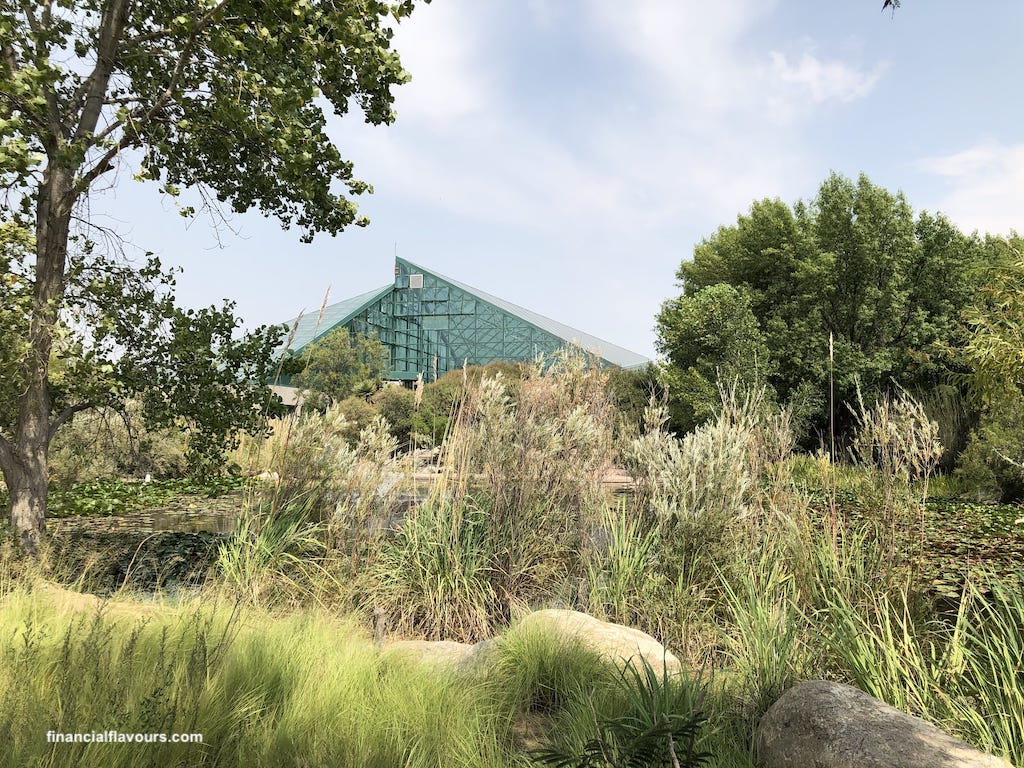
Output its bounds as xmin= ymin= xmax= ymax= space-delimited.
xmin=49 ymin=507 xmax=237 ymax=535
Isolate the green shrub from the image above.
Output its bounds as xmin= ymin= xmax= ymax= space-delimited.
xmin=253 ymin=406 xmax=399 ymax=525
xmin=334 ymin=395 xmax=380 ymax=444
xmin=620 ymin=399 xmax=755 ymax=588
xmin=288 ymin=328 xmax=389 ymax=406
xmin=372 ymin=385 xmax=416 ymax=446
xmin=48 ymin=401 xmax=187 ymax=485
xmin=954 ymin=389 xmax=1024 ymax=502
xmin=849 ymin=388 xmax=943 ymax=562
xmin=367 ymin=497 xmax=496 ymax=641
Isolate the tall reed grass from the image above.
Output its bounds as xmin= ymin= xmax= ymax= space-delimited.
xmin=192 ymin=349 xmax=1020 ymax=765
xmin=366 ymin=350 xmax=617 ymax=639
xmin=816 ymin=571 xmax=1024 ymax=765
xmin=0 ymin=584 xmax=726 ymax=768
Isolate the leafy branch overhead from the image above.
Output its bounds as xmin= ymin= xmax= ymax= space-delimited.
xmin=1 ymin=227 xmax=285 ymax=477
xmin=1 ymin=0 xmax=420 ymax=238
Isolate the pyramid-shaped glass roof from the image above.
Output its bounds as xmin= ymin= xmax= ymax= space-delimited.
xmin=278 ymin=259 xmax=650 ymax=379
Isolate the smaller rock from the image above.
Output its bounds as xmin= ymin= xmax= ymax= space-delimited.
xmin=755 ymin=680 xmax=1013 ymax=768
xmin=513 ymin=609 xmax=682 ymax=677
xmin=385 ymin=640 xmax=475 ymax=667
xmin=385 ymin=636 xmax=498 ymax=673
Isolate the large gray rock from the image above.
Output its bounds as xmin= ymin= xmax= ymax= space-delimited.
xmin=382 ymin=611 xmax=681 ymax=678
xmin=514 ymin=609 xmax=683 ymax=677
xmin=755 ymin=680 xmax=1013 ymax=768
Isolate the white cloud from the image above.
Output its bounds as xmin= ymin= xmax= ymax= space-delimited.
xmin=768 ymin=51 xmax=885 ymax=104
xmin=919 ymin=141 xmax=1024 ymax=236
xmin=585 ymin=0 xmax=774 ymax=117
xmin=388 ymin=1 xmax=492 ymax=128
xmin=337 ymin=1 xmax=887 ymax=270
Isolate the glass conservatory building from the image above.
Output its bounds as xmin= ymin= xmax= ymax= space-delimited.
xmin=278 ymin=258 xmax=650 ymax=384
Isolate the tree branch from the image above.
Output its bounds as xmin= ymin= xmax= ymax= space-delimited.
xmin=90 ymin=115 xmax=128 ymax=146
xmin=122 ymin=26 xmax=174 ymax=48
xmin=74 ymin=0 xmax=133 ymax=142
xmin=48 ymin=402 xmax=93 ymax=443
xmin=67 ymin=28 xmax=172 ymax=116
xmin=1 ymin=40 xmax=17 ymax=75
xmin=19 ymin=0 xmax=66 ymax=146
xmin=76 ymin=0 xmax=231 ymax=190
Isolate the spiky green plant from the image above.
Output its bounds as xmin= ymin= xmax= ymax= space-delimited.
xmin=530 ymin=655 xmax=710 ymax=768
xmin=366 ymin=496 xmax=497 ymax=641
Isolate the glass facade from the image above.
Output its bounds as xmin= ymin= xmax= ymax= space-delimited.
xmin=345 ymin=258 xmax=565 ymax=381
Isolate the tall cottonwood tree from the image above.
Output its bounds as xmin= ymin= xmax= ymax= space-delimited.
xmin=658 ymin=173 xmax=981 ymax=441
xmin=0 ymin=0 xmax=422 ymax=552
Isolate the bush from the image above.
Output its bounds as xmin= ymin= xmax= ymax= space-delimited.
xmin=366 ymin=350 xmax=616 ymax=638
xmin=443 ymin=350 xmax=615 ymax=617
xmin=849 ymin=388 xmax=943 ymax=560
xmin=249 ymin=407 xmax=400 ymax=530
xmin=48 ymin=401 xmax=187 ymax=485
xmin=333 ymin=395 xmax=380 ymax=444
xmin=372 ymin=385 xmax=416 ymax=446
xmin=620 ymin=398 xmax=756 ymax=587
xmin=954 ymin=389 xmax=1024 ymax=502
xmin=368 ymin=497 xmax=497 ymax=641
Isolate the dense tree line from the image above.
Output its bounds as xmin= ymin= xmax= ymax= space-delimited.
xmin=657 ymin=172 xmax=983 ymax=445
xmin=656 ymin=172 xmax=1024 ymax=497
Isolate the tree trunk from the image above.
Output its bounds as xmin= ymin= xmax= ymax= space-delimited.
xmin=5 ymin=163 xmax=75 ymax=555
xmin=5 ymin=453 xmax=49 ymax=556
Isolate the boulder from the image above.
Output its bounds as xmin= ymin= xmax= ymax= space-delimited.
xmin=384 ymin=636 xmax=499 ymax=675
xmin=385 ymin=639 xmax=476 ymax=667
xmin=755 ymin=680 xmax=1013 ymax=768
xmin=513 ymin=609 xmax=682 ymax=677
xmin=381 ymin=611 xmax=681 ymax=678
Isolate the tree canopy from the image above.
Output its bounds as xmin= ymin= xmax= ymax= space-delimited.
xmin=0 ymin=0 xmax=423 ymax=552
xmin=962 ymin=235 xmax=1024 ymax=403
xmin=1 ymin=225 xmax=284 ymax=476
xmin=289 ymin=329 xmax=390 ymax=408
xmin=656 ymin=283 xmax=771 ymax=433
xmin=658 ymin=172 xmax=982 ymax=441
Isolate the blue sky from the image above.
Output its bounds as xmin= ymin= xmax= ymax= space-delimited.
xmin=91 ymin=1 xmax=1024 ymax=360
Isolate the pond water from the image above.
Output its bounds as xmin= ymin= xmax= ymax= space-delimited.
xmin=49 ymin=507 xmax=237 ymax=535
xmin=47 ymin=494 xmax=241 ymax=535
